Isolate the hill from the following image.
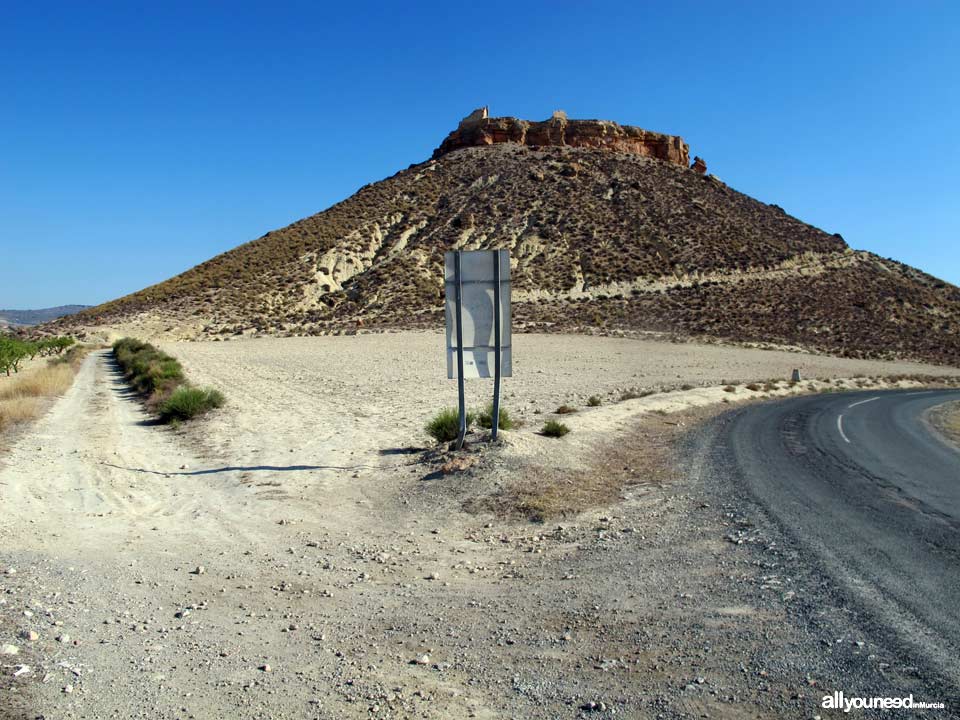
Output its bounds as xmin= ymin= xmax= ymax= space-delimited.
xmin=56 ymin=111 xmax=960 ymax=365
xmin=1 ymin=305 xmax=90 ymax=327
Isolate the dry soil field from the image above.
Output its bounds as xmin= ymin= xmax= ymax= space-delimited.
xmin=1 ymin=333 xmax=958 ymax=719
xmin=164 ymin=332 xmax=959 ymax=471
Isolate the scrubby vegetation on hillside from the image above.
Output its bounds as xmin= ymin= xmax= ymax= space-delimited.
xmin=56 ymin=143 xmax=960 ymax=365
xmin=112 ymin=338 xmax=224 ymax=422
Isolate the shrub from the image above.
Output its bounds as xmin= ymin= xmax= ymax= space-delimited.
xmin=426 ymin=407 xmax=475 ymax=443
xmin=159 ymin=386 xmax=225 ymax=421
xmin=541 ymin=420 xmax=570 ymax=438
xmin=723 ymin=385 xmax=736 ymax=393
xmin=620 ymin=389 xmax=653 ymax=401
xmin=745 ymin=383 xmax=761 ymax=391
xmin=587 ymin=395 xmax=602 ymax=407
xmin=555 ymin=405 xmax=577 ymax=414
xmin=113 ymin=339 xmax=187 ymax=397
xmin=475 ymin=403 xmax=515 ymax=431
xmin=113 ymin=337 xmax=223 ymax=424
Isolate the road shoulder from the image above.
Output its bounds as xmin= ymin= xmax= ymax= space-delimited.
xmin=927 ymin=399 xmax=960 ymax=450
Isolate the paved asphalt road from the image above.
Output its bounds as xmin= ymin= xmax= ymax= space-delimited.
xmin=706 ymin=389 xmax=960 ymax=685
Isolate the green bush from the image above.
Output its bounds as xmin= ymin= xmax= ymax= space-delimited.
xmin=475 ymin=403 xmax=515 ymax=431
xmin=425 ymin=407 xmax=475 ymax=443
xmin=587 ymin=395 xmax=602 ymax=407
xmin=113 ymin=337 xmax=223 ymax=424
xmin=159 ymin=386 xmax=226 ymax=421
xmin=113 ymin=338 xmax=187 ymax=396
xmin=541 ymin=420 xmax=570 ymax=438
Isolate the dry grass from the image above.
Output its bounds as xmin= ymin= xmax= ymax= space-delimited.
xmin=465 ymin=411 xmax=698 ymax=522
xmin=0 ymin=397 xmax=44 ymax=430
xmin=620 ymin=389 xmax=654 ymax=401
xmin=931 ymin=402 xmax=960 ymax=447
xmin=0 ymin=345 xmax=90 ymax=434
xmin=0 ymin=363 xmax=74 ymax=401
xmin=471 ymin=462 xmax=649 ymax=523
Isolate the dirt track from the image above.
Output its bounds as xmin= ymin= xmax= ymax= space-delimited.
xmin=2 ymin=336 xmax=958 ymax=718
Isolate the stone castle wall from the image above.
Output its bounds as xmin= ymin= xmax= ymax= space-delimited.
xmin=433 ymin=108 xmax=692 ymax=167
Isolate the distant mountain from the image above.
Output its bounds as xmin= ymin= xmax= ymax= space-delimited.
xmin=55 ymin=109 xmax=960 ymax=365
xmin=0 ymin=305 xmax=91 ymax=327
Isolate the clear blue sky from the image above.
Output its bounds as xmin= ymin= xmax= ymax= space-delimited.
xmin=2 ymin=1 xmax=958 ymax=308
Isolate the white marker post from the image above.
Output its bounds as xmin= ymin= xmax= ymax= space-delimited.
xmin=444 ymin=249 xmax=512 ymax=449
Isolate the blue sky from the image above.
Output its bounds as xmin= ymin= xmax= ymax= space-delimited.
xmin=2 ymin=1 xmax=958 ymax=308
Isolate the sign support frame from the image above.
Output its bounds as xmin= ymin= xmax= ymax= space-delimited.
xmin=446 ymin=248 xmax=510 ymax=449
xmin=491 ymin=250 xmax=502 ymax=441
xmin=454 ymin=250 xmax=467 ymax=450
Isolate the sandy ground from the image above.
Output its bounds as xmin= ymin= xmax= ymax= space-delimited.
xmin=164 ymin=332 xmax=960 ymax=472
xmin=1 ymin=333 xmax=958 ymax=719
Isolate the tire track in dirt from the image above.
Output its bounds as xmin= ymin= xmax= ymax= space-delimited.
xmin=0 ymin=351 xmax=260 ymax=552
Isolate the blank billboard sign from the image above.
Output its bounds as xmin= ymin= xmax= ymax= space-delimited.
xmin=444 ymin=250 xmax=512 ymax=379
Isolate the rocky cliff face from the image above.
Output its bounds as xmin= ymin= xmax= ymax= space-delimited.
xmin=433 ymin=108 xmax=691 ymax=167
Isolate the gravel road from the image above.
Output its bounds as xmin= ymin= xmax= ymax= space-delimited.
xmin=1 ymin=336 xmax=958 ymax=718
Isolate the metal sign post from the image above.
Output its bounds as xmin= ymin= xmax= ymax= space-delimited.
xmin=445 ymin=249 xmax=512 ymax=448
xmin=491 ymin=251 xmax=502 ymax=441
xmin=453 ymin=251 xmax=467 ymax=449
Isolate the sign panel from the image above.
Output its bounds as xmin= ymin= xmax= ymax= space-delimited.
xmin=444 ymin=250 xmax=512 ymax=379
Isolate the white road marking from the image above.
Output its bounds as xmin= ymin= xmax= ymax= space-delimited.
xmin=848 ymin=396 xmax=880 ymax=408
xmin=904 ymin=391 xmax=935 ymax=396
xmin=837 ymin=414 xmax=851 ymax=444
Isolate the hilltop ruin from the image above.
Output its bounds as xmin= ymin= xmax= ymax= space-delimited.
xmin=433 ymin=107 xmax=693 ymax=168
